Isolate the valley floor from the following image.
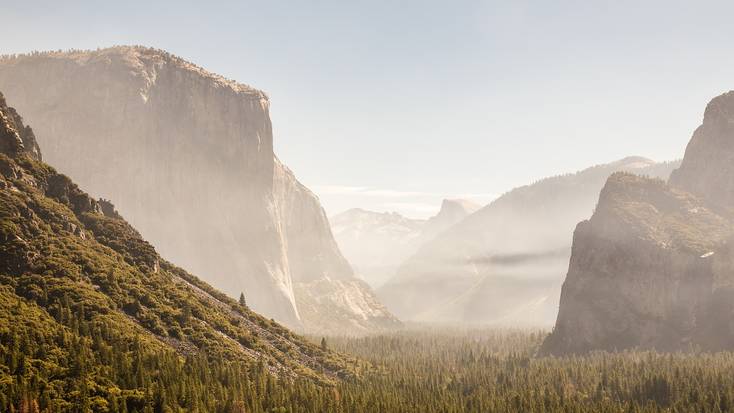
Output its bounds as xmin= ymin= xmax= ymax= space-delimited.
xmin=5 ymin=325 xmax=734 ymax=412
xmin=320 ymin=328 xmax=734 ymax=413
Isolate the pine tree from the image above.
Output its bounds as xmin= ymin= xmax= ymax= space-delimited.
xmin=239 ymin=292 xmax=247 ymax=307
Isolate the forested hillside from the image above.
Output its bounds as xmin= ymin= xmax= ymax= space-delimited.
xmin=0 ymin=91 xmax=359 ymax=411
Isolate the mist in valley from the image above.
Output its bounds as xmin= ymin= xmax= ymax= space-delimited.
xmin=3 ymin=2 xmax=734 ymax=412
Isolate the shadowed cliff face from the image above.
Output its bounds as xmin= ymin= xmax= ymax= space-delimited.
xmin=0 ymin=46 xmax=397 ymax=334
xmin=543 ymin=91 xmax=734 ymax=355
xmin=542 ymin=173 xmax=734 ymax=355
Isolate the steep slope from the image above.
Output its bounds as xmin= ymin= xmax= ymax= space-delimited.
xmin=541 ymin=173 xmax=734 ymax=354
xmin=0 ymin=93 xmax=358 ymax=410
xmin=331 ymin=199 xmax=478 ymax=288
xmin=0 ymin=46 xmax=397 ymax=335
xmin=379 ymin=157 xmax=680 ymax=326
xmin=669 ymin=91 xmax=734 ymax=208
xmin=543 ymin=90 xmax=734 ymax=355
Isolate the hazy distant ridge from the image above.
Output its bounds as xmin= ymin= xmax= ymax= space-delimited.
xmin=379 ymin=156 xmax=681 ymax=327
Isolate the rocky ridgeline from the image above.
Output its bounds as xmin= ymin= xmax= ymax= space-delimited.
xmin=0 ymin=46 xmax=398 ymax=335
xmin=0 ymin=93 xmax=41 ymax=161
xmin=543 ymin=91 xmax=734 ymax=355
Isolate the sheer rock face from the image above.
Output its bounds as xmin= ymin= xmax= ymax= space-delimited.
xmin=670 ymin=91 xmax=734 ymax=209
xmin=541 ymin=173 xmax=734 ymax=355
xmin=379 ymin=158 xmax=678 ymax=326
xmin=273 ymin=159 xmax=400 ymax=333
xmin=543 ymin=91 xmax=734 ymax=355
xmin=0 ymin=93 xmax=356 ymax=379
xmin=0 ymin=46 xmax=396 ymax=334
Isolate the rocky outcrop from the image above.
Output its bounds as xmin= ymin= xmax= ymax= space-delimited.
xmin=669 ymin=91 xmax=734 ymax=209
xmin=295 ymin=278 xmax=401 ymax=335
xmin=543 ymin=91 xmax=734 ymax=355
xmin=541 ymin=173 xmax=734 ymax=354
xmin=379 ymin=157 xmax=679 ymax=326
xmin=0 ymin=46 xmax=396 ymax=334
xmin=331 ymin=199 xmax=478 ymax=288
xmin=0 ymin=92 xmax=40 ymax=160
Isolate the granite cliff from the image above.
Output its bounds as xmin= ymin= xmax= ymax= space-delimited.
xmin=669 ymin=91 xmax=734 ymax=209
xmin=543 ymin=91 xmax=734 ymax=354
xmin=0 ymin=46 xmax=397 ymax=335
xmin=0 ymin=91 xmax=355 ymax=393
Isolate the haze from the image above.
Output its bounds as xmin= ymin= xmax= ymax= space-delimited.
xmin=4 ymin=0 xmax=734 ymax=217
xmin=6 ymin=2 xmax=734 ymax=411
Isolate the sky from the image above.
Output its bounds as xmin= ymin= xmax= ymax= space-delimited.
xmin=3 ymin=0 xmax=734 ymax=218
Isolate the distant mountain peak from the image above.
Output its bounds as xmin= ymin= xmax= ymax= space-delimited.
xmin=611 ymin=156 xmax=656 ymax=169
xmin=330 ymin=198 xmax=484 ymax=289
xmin=436 ymin=198 xmax=481 ymax=217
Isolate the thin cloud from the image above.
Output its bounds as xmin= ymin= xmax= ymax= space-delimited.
xmin=314 ymin=185 xmax=497 ymax=201
xmin=314 ymin=185 xmax=438 ymax=198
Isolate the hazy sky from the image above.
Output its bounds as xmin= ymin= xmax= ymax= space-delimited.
xmin=4 ymin=1 xmax=734 ymax=218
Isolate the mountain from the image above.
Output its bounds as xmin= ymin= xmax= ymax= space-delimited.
xmin=331 ymin=199 xmax=479 ymax=288
xmin=378 ymin=157 xmax=680 ymax=326
xmin=422 ymin=199 xmax=482 ymax=240
xmin=0 ymin=92 xmax=356 ymax=410
xmin=542 ymin=91 xmax=734 ymax=355
xmin=541 ymin=173 xmax=734 ymax=354
xmin=0 ymin=46 xmax=398 ymax=335
xmin=330 ymin=209 xmax=424 ymax=288
xmin=669 ymin=91 xmax=734 ymax=208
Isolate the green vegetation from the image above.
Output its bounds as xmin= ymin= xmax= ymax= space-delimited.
xmin=3 ymin=98 xmax=734 ymax=412
xmin=7 ymin=320 xmax=734 ymax=412
xmin=0 ymin=285 xmax=343 ymax=412
xmin=326 ymin=328 xmax=734 ymax=413
xmin=0 ymin=97 xmax=359 ymax=411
